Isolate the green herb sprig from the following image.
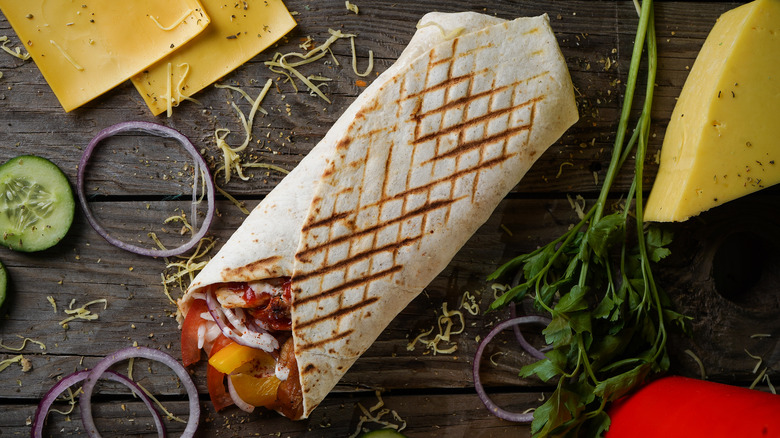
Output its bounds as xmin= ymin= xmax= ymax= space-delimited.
xmin=487 ymin=1 xmax=690 ymax=436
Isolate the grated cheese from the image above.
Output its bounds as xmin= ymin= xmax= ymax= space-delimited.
xmin=566 ymin=194 xmax=587 ymax=220
xmin=49 ymin=386 xmax=79 ymax=416
xmin=0 ymin=336 xmax=46 ymax=352
xmin=350 ymin=37 xmax=373 ymax=77
xmin=174 ymin=63 xmax=201 ymax=106
xmin=345 ymin=1 xmax=359 ymax=14
xmin=556 ymin=161 xmax=574 ymax=178
xmin=0 ymin=36 xmax=30 ymax=60
xmin=491 ymin=283 xmax=509 ymax=300
xmin=46 ymin=296 xmax=57 ymax=313
xmin=406 ymin=302 xmax=464 ymax=355
xmin=415 ymin=21 xmax=466 ymax=40
xmin=459 ymin=291 xmax=480 ymax=316
xmin=149 ymin=9 xmax=194 ymax=31
xmin=0 ymin=354 xmax=24 ymax=373
xmin=265 ymin=28 xmax=370 ymax=103
xmin=161 ymin=236 xmax=217 ymax=303
xmin=59 ymin=299 xmax=108 ymax=329
xmin=348 ymin=391 xmax=407 ymax=438
xmin=213 ymin=78 xmax=274 ymax=184
xmin=49 ymin=39 xmax=83 ymax=71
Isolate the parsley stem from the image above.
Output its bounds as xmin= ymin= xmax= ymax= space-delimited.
xmin=592 ymin=0 xmax=653 ymax=226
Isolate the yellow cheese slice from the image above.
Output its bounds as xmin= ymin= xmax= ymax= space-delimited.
xmin=131 ymin=0 xmax=296 ymax=116
xmin=645 ymin=0 xmax=780 ymax=222
xmin=0 ymin=1 xmax=210 ymax=112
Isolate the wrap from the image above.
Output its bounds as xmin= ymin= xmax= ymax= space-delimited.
xmin=179 ymin=11 xmax=578 ymax=419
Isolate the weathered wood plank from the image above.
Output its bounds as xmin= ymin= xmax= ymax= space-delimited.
xmin=1 ymin=1 xmax=776 ymax=437
xmin=0 ymin=391 xmax=542 ymax=437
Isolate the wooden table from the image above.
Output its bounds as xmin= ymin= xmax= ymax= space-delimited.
xmin=2 ymin=1 xmax=777 ymax=436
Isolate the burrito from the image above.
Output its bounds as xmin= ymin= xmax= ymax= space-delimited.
xmin=178 ymin=11 xmax=578 ymax=419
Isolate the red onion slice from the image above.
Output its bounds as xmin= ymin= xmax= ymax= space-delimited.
xmin=77 ymin=121 xmax=215 ymax=257
xmin=473 ymin=316 xmax=552 ymax=423
xmin=509 ymin=303 xmax=551 ymax=360
xmin=226 ymin=376 xmax=255 ymax=413
xmin=205 ymin=289 xmax=278 ymax=352
xmin=32 ymin=369 xmax=166 ymax=438
xmin=80 ymin=346 xmax=200 ymax=438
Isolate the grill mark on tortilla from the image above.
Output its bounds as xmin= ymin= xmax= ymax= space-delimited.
xmin=406 ymin=67 xmax=489 ymax=100
xmin=222 ymin=255 xmax=282 ymax=277
xmin=413 ymin=95 xmax=543 ymax=146
xmin=296 ymin=32 xmax=545 ymax=341
xmin=298 ymin=153 xmax=514 ymax=259
xmin=292 ymin=265 xmax=402 ymax=307
xmin=296 ymin=198 xmax=459 ymax=260
xmin=294 ymin=235 xmax=421 ymax=283
xmin=298 ymin=328 xmax=355 ymax=353
xmin=424 ymin=121 xmax=532 ymax=163
xmin=412 ymin=71 xmax=549 ymax=124
xmin=295 ymin=296 xmax=380 ymax=330
xmin=303 ymin=211 xmax=351 ymax=232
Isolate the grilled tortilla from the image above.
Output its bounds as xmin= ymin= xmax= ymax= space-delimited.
xmin=179 ymin=11 xmax=578 ymax=419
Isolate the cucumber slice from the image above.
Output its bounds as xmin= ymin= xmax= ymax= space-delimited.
xmin=0 ymin=155 xmax=75 ymax=251
xmin=0 ymin=260 xmax=6 ymax=308
xmin=359 ymin=430 xmax=408 ymax=438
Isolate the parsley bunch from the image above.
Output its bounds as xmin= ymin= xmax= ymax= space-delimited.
xmin=488 ymin=1 xmax=690 ymax=436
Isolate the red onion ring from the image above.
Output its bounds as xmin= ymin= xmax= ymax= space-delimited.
xmin=77 ymin=121 xmax=215 ymax=257
xmin=80 ymin=346 xmax=200 ymax=438
xmin=509 ymin=303 xmax=550 ymax=360
xmin=473 ymin=316 xmax=552 ymax=423
xmin=32 ymin=369 xmax=166 ymax=438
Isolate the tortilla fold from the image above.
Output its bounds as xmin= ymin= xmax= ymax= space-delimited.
xmin=180 ymin=11 xmax=578 ymax=419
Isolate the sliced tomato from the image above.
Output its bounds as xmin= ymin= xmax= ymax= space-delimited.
xmin=180 ymin=299 xmax=209 ymax=367
xmin=207 ymin=334 xmax=235 ymax=412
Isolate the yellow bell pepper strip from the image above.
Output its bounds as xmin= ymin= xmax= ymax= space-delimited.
xmin=229 ymin=374 xmax=282 ymax=408
xmin=208 ymin=341 xmax=275 ymax=375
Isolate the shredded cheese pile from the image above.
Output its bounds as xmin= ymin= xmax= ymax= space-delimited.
xmin=265 ymin=28 xmax=373 ymax=103
xmin=459 ymin=291 xmax=480 ymax=316
xmin=0 ymin=36 xmax=31 ymax=60
xmin=214 ymin=78 xmax=275 ymax=184
xmin=746 ymin=345 xmax=776 ymax=394
xmin=59 ymin=299 xmax=108 ymax=329
xmin=161 ymin=236 xmax=218 ymax=304
xmin=349 ymin=390 xmax=406 ymax=438
xmin=407 ymin=302 xmax=465 ymax=355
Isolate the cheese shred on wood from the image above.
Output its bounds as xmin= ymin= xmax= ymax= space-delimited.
xmin=59 ymin=299 xmax=108 ymax=329
xmin=406 ymin=302 xmax=465 ymax=355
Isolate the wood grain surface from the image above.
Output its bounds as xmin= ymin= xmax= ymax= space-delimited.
xmin=2 ymin=1 xmax=777 ymax=437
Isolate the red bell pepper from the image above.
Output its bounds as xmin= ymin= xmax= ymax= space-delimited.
xmin=607 ymin=376 xmax=780 ymax=437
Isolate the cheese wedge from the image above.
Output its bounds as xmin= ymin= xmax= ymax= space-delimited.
xmin=131 ymin=0 xmax=296 ymax=116
xmin=645 ymin=0 xmax=780 ymax=222
xmin=0 ymin=1 xmax=210 ymax=112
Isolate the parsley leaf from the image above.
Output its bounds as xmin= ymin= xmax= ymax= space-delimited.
xmin=485 ymin=2 xmax=690 ymax=436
